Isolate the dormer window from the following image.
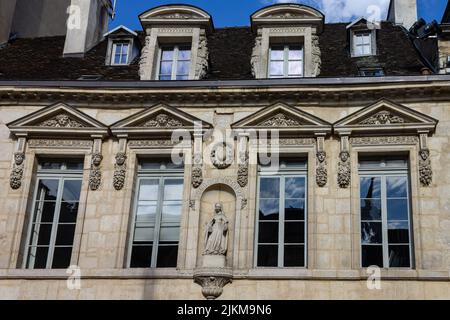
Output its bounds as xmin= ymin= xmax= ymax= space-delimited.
xmin=104 ymin=25 xmax=140 ymax=67
xmin=269 ymin=45 xmax=303 ymax=78
xmin=158 ymin=45 xmax=191 ymax=80
xmin=112 ymin=41 xmax=130 ymax=65
xmin=353 ymin=31 xmax=372 ymax=57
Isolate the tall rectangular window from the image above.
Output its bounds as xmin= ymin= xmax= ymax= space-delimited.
xmin=256 ymin=158 xmax=307 ymax=267
xmin=25 ymin=159 xmax=84 ymax=269
xmin=359 ymin=156 xmax=413 ymax=268
xmin=112 ymin=42 xmax=130 ymax=65
xmin=269 ymin=44 xmax=303 ymax=78
xmin=353 ymin=31 xmax=372 ymax=56
xmin=129 ymin=159 xmax=184 ymax=268
xmin=158 ymin=45 xmax=191 ymax=80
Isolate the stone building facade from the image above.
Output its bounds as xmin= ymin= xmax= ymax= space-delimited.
xmin=0 ymin=1 xmax=449 ymax=299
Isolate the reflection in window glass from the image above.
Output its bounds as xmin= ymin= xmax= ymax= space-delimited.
xmin=159 ymin=45 xmax=191 ymax=80
xmin=269 ymin=44 xmax=303 ymax=78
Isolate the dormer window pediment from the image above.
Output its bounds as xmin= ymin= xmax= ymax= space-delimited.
xmin=104 ymin=25 xmax=140 ymax=66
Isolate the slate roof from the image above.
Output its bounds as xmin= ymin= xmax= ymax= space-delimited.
xmin=0 ymin=22 xmax=427 ymax=81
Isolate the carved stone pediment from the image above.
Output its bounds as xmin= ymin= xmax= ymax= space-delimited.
xmin=232 ymin=102 xmax=331 ymax=136
xmin=7 ymin=102 xmax=108 ymax=138
xmin=334 ymin=99 xmax=438 ymax=135
xmin=110 ymin=103 xmax=212 ymax=138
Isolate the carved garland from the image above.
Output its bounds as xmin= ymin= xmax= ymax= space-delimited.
xmin=38 ymin=113 xmax=85 ymax=128
xmin=89 ymin=152 xmax=103 ymax=191
xmin=337 ymin=151 xmax=351 ymax=188
xmin=419 ymin=149 xmax=432 ymax=186
xmin=192 ymin=153 xmax=203 ymax=189
xmin=113 ymin=152 xmax=127 ymax=191
xmin=10 ymin=152 xmax=25 ymax=190
xmin=257 ymin=113 xmax=300 ymax=127
xmin=316 ymin=150 xmax=327 ymax=187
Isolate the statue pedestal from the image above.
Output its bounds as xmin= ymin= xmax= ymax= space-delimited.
xmin=202 ymin=254 xmax=226 ymax=268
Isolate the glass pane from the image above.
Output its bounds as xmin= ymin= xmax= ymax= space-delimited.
xmin=178 ymin=48 xmax=191 ymax=60
xmin=355 ymin=35 xmax=363 ymax=45
xmin=257 ymin=245 xmax=278 ymax=267
xmin=388 ymin=221 xmax=410 ymax=243
xmin=160 ymin=61 xmax=173 ymax=75
xmin=279 ymin=159 xmax=307 ymax=169
xmin=130 ymin=245 xmax=152 ymax=268
xmin=55 ymin=224 xmax=76 ymax=246
xmin=59 ymin=202 xmax=79 ymax=223
xmin=159 ymin=75 xmax=171 ymax=81
xmin=62 ymin=180 xmax=82 ymax=202
xmin=30 ymin=247 xmax=49 ymax=269
xmin=52 ymin=247 xmax=72 ymax=269
xmin=284 ymin=245 xmax=304 ymax=267
xmin=159 ymin=227 xmax=179 ymax=242
xmin=176 ymin=61 xmax=190 ymax=76
xmin=361 ymin=222 xmax=382 ymax=244
xmin=288 ymin=61 xmax=302 ymax=76
xmin=114 ymin=54 xmax=121 ymax=65
xmin=360 ymin=177 xmax=381 ymax=198
xmin=285 ymin=177 xmax=305 ymax=199
xmin=162 ymin=204 xmax=182 ymax=221
xmin=270 ymin=47 xmax=284 ymax=60
xmin=284 ymin=222 xmax=304 ymax=244
xmin=121 ymin=44 xmax=129 ymax=54
xmin=35 ymin=224 xmax=52 ymax=246
xmin=362 ymin=44 xmax=371 ymax=55
xmin=269 ymin=61 xmax=284 ymax=76
xmin=360 ymin=199 xmax=382 ymax=220
xmin=65 ymin=159 xmax=84 ymax=170
xmin=163 ymin=179 xmax=183 ymax=200
xmin=260 ymin=178 xmax=280 ymax=198
xmin=136 ymin=203 xmax=157 ymax=222
xmin=259 ymin=199 xmax=279 ymax=220
xmin=258 ymin=222 xmax=278 ymax=243
xmin=387 ymin=177 xmax=408 ymax=198
xmin=35 ymin=201 xmax=56 ymax=223
xmin=288 ymin=47 xmax=302 ymax=60
xmin=362 ymin=245 xmax=383 ymax=267
xmin=387 ymin=199 xmax=409 ymax=221
xmin=285 ymin=199 xmax=305 ymax=221
xmin=161 ymin=48 xmax=174 ymax=60
xmin=37 ymin=179 xmax=59 ymax=201
xmin=134 ymin=227 xmax=155 ymax=242
xmin=389 ymin=245 xmax=410 ymax=267
xmin=156 ymin=245 xmax=178 ymax=267
xmin=139 ymin=180 xmax=159 ymax=201
xmin=39 ymin=161 xmax=62 ymax=170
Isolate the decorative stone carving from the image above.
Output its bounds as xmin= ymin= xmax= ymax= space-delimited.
xmin=113 ymin=152 xmax=127 ymax=191
xmin=10 ymin=152 xmax=25 ymax=190
xmin=359 ymin=111 xmax=406 ymax=125
xmin=193 ymin=178 xmax=245 ymax=208
xmin=89 ymin=152 xmax=103 ymax=191
xmin=204 ymin=203 xmax=229 ymax=256
xmin=250 ymin=31 xmax=262 ymax=78
xmin=258 ymin=113 xmax=301 ymax=127
xmin=350 ymin=136 xmax=418 ymax=146
xmin=210 ymin=142 xmax=234 ymax=169
xmin=189 ymin=200 xmax=196 ymax=210
xmin=237 ymin=151 xmax=249 ymax=188
xmin=192 ymin=154 xmax=203 ymax=189
xmin=128 ymin=140 xmax=177 ymax=148
xmin=193 ymin=268 xmax=233 ymax=300
xmin=255 ymin=138 xmax=316 ymax=146
xmin=311 ymin=34 xmax=321 ymax=76
xmin=316 ymin=151 xmax=327 ymax=187
xmin=143 ymin=113 xmax=183 ymax=127
xmin=28 ymin=139 xmax=93 ymax=148
xmin=419 ymin=149 xmax=432 ymax=187
xmin=195 ymin=34 xmax=209 ymax=79
xmin=38 ymin=113 xmax=84 ymax=128
xmin=241 ymin=198 xmax=248 ymax=210
xmin=139 ymin=35 xmax=151 ymax=79
xmin=338 ymin=151 xmax=351 ymax=188
xmin=153 ymin=12 xmax=201 ymax=19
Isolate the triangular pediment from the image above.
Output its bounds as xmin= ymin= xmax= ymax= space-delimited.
xmin=110 ymin=103 xmax=212 ymax=137
xmin=7 ymin=102 xmax=108 ymax=138
xmin=334 ymin=99 xmax=438 ymax=135
xmin=232 ymin=102 xmax=331 ymax=135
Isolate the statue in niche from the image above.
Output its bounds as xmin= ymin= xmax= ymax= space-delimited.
xmin=204 ymin=203 xmax=229 ymax=255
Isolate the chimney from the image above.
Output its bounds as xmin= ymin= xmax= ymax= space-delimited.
xmin=63 ymin=0 xmax=111 ymax=57
xmin=0 ymin=0 xmax=17 ymax=45
xmin=388 ymin=0 xmax=418 ymax=29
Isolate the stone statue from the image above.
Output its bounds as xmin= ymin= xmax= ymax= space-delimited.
xmin=204 ymin=203 xmax=229 ymax=255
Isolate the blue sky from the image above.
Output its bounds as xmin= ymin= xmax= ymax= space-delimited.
xmin=109 ymin=0 xmax=448 ymax=30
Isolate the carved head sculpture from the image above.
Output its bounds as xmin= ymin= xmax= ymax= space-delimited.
xmin=340 ymin=151 xmax=350 ymax=162
xmin=376 ymin=111 xmax=391 ymax=124
xmin=419 ymin=149 xmax=430 ymax=161
xmin=55 ymin=114 xmax=70 ymax=127
xmin=14 ymin=152 xmax=25 ymax=165
xmin=156 ymin=114 xmax=169 ymax=126
xmin=317 ymin=151 xmax=326 ymax=163
xmin=214 ymin=203 xmax=224 ymax=215
xmin=115 ymin=152 xmax=127 ymax=166
xmin=91 ymin=153 xmax=103 ymax=166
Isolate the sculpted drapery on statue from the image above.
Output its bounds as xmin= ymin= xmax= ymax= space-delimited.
xmin=204 ymin=203 xmax=229 ymax=255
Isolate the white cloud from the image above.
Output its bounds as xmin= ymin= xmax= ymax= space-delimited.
xmin=262 ymin=0 xmax=391 ymax=23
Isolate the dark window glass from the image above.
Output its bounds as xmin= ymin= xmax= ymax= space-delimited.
xmin=388 ymin=221 xmax=410 ymax=243
xmin=284 ymin=222 xmax=304 ymax=244
xmin=32 ymin=247 xmax=49 ymax=269
xmin=36 ymin=224 xmax=52 ymax=246
xmin=362 ymin=245 xmax=383 ymax=267
xmin=37 ymin=179 xmax=59 ymax=201
xmin=259 ymin=199 xmax=279 ymax=220
xmin=55 ymin=224 xmax=76 ymax=246
xmin=361 ymin=222 xmax=382 ymax=244
xmin=52 ymin=247 xmax=73 ymax=269
xmin=156 ymin=244 xmax=178 ymax=268
xmin=36 ymin=202 xmax=56 ymax=223
xmin=257 ymin=245 xmax=278 ymax=267
xmin=389 ymin=245 xmax=410 ymax=267
xmin=284 ymin=245 xmax=304 ymax=267
xmin=62 ymin=180 xmax=82 ymax=202
xmin=258 ymin=222 xmax=279 ymax=243
xmin=360 ymin=199 xmax=382 ymax=220
xmin=59 ymin=202 xmax=79 ymax=223
xmin=130 ymin=245 xmax=152 ymax=268
xmin=284 ymin=199 xmax=305 ymax=220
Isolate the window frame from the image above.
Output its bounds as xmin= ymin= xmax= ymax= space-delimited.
xmin=255 ymin=163 xmax=308 ymax=268
xmin=358 ymin=161 xmax=414 ymax=269
xmin=127 ymin=163 xmax=184 ymax=268
xmin=268 ymin=44 xmax=304 ymax=78
xmin=156 ymin=44 xmax=192 ymax=81
xmin=352 ymin=30 xmax=375 ymax=57
xmin=23 ymin=163 xmax=84 ymax=269
xmin=111 ymin=41 xmax=131 ymax=66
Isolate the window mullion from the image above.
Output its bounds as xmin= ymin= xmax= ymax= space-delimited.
xmin=283 ymin=46 xmax=289 ymax=77
xmin=46 ymin=177 xmax=64 ymax=269
xmin=172 ymin=46 xmax=179 ymax=80
xmin=152 ymin=177 xmax=164 ymax=268
xmin=381 ymin=175 xmax=389 ymax=268
xmin=279 ymin=176 xmax=285 ymax=267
